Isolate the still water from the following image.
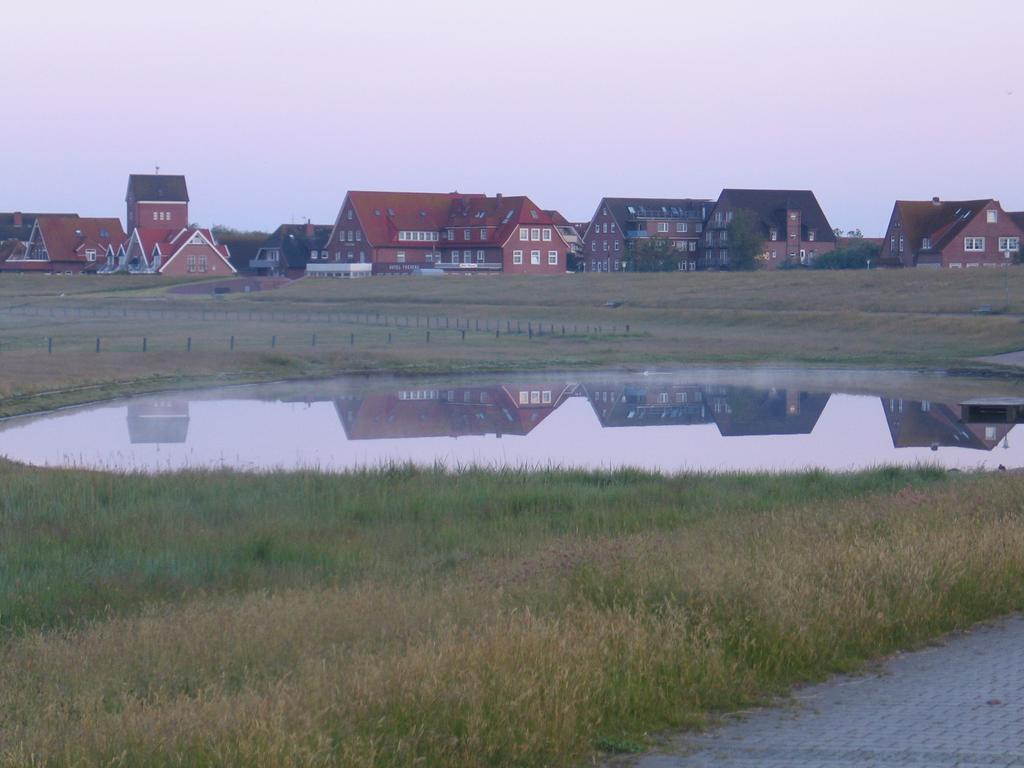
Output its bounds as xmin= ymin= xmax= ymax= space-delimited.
xmin=2 ymin=369 xmax=1023 ymax=474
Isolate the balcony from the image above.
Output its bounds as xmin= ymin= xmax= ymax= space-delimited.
xmin=248 ymin=259 xmax=279 ymax=270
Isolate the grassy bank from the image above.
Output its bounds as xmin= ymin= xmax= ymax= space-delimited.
xmin=3 ymin=270 xmax=1024 ymax=414
xmin=3 ymin=462 xmax=1024 ymax=766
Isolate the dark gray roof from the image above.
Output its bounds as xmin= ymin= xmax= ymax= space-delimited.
xmin=598 ymin=197 xmax=712 ymax=232
xmin=714 ymin=189 xmax=836 ymax=242
xmin=126 ymin=174 xmax=189 ymax=203
xmin=259 ymin=224 xmax=333 ymax=270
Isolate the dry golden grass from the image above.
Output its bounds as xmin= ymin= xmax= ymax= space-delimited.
xmin=3 ymin=472 xmax=1023 ymax=767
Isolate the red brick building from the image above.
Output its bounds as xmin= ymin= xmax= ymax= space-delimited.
xmin=703 ymin=189 xmax=836 ymax=270
xmin=107 ymin=174 xmax=235 ymax=276
xmin=1 ymin=215 xmax=125 ymax=274
xmin=582 ymin=198 xmax=710 ymax=272
xmin=878 ymin=198 xmax=1024 ymax=268
xmin=320 ymin=191 xmax=571 ymax=276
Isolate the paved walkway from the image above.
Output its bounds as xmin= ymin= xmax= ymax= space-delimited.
xmin=628 ymin=615 xmax=1024 ymax=768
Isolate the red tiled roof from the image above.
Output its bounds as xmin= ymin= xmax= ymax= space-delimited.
xmin=894 ymin=199 xmax=993 ymax=253
xmin=342 ymin=191 xmax=565 ymax=247
xmin=9 ymin=216 xmax=125 ymax=268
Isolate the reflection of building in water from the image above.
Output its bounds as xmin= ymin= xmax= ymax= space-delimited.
xmin=334 ymin=383 xmax=577 ymax=440
xmin=583 ymin=383 xmax=711 ymax=427
xmin=126 ymin=400 xmax=190 ymax=444
xmin=582 ymin=383 xmax=829 ymax=436
xmin=884 ymin=399 xmax=1010 ymax=450
xmin=709 ymin=387 xmax=830 ymax=436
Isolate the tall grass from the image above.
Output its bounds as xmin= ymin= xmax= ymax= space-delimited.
xmin=2 ymin=463 xmax=1024 ymax=765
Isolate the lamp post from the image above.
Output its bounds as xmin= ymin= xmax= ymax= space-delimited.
xmin=1005 ymin=251 xmax=1012 ymax=311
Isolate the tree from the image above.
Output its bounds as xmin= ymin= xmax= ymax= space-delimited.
xmin=627 ymin=238 xmax=687 ymax=272
xmin=812 ymin=239 xmax=880 ymax=269
xmin=726 ymin=209 xmax=764 ymax=271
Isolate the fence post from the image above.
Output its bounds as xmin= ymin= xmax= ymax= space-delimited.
xmin=528 ymin=327 xmax=533 ymax=339
xmin=312 ymin=333 xmax=317 ymax=347
xmin=350 ymin=333 xmax=355 ymax=345
xmin=426 ymin=331 xmax=430 ymax=343
xmin=142 ymin=337 xmax=147 ymax=353
xmin=48 ymin=337 xmax=53 ymax=354
xmin=271 ymin=335 xmax=276 ymax=349
xmin=95 ymin=337 xmax=100 ymax=353
xmin=187 ymin=337 xmax=192 ymax=352
xmin=388 ymin=332 xmax=392 ymax=344
xmin=230 ymin=335 xmax=235 ymax=351
xmin=461 ymin=330 xmax=465 ymax=341
xmin=626 ymin=324 xmax=630 ymax=333
xmin=561 ymin=325 xmax=565 ymax=335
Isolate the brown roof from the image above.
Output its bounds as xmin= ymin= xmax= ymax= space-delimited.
xmin=713 ymin=189 xmax=836 ymax=242
xmin=126 ymin=174 xmax=189 ymax=203
xmin=596 ymin=197 xmax=711 ymax=236
xmin=893 ymin=199 xmax=993 ymax=254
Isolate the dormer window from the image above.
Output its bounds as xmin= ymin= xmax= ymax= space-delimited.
xmin=987 ymin=210 xmax=998 ymax=224
xmin=808 ymin=230 xmax=815 ymax=241
xmin=922 ymin=237 xmax=931 ymax=250
xmin=769 ymin=228 xmax=778 ymax=241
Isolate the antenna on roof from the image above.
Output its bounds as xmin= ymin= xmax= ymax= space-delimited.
xmin=155 ymin=164 xmax=160 ymax=175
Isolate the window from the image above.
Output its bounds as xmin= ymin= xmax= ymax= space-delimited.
xmin=445 ymin=228 xmax=454 ymax=240
xmin=464 ymin=229 xmax=471 ymax=240
xmin=542 ymin=391 xmax=552 ymax=404
xmin=987 ymin=210 xmax=999 ymax=224
xmin=519 ymin=227 xmax=529 ymax=241
xmin=610 ymin=223 xmax=616 ymax=232
xmin=548 ymin=250 xmax=558 ymax=265
xmin=187 ymin=254 xmax=196 ymax=272
xmin=480 ymin=227 xmax=487 ymax=239
xmin=658 ymin=222 xmax=668 ymax=233
xmin=513 ymin=250 xmax=523 ymax=264
xmin=542 ymin=228 xmax=552 ymax=241
xmin=999 ymin=237 xmax=1020 ymax=252
xmin=519 ymin=391 xmax=529 ymax=405
xmin=689 ymin=241 xmax=697 ymax=252
xmin=152 ymin=212 xmax=158 ymax=221
xmin=603 ymin=223 xmax=608 ymax=233
xmin=603 ymin=241 xmax=608 ymax=251
xmin=355 ymin=231 xmax=362 ymax=241
xmin=769 ymin=229 xmax=778 ymax=241
xmin=198 ymin=254 xmax=208 ymax=272
xmin=451 ymin=250 xmax=460 ymax=263
xmin=899 ymin=235 xmax=904 ymax=252
xmin=346 ymin=209 xmax=353 ymax=220
xmin=922 ymin=237 xmax=932 ymax=249
xmin=530 ymin=391 xmax=541 ymax=404
xmin=347 ymin=230 xmax=354 ymax=242
xmin=463 ymin=250 xmax=472 ymax=263
xmin=965 ymin=237 xmax=986 ymax=252
xmin=531 ymin=228 xmax=541 ymax=241
xmin=530 ymin=250 xmax=541 ymax=265
xmin=789 ymin=213 xmax=797 ymax=221
xmin=676 ymin=222 xmax=687 ymax=233
xmin=397 ymin=251 xmax=406 ymax=263
xmin=614 ymin=240 xmax=620 ymax=251
xmin=85 ymin=249 xmax=97 ymax=262
xmin=476 ymin=249 xmax=485 ymax=262
xmin=808 ymin=230 xmax=816 ymax=241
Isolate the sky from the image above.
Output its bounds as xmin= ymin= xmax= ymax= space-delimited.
xmin=4 ymin=0 xmax=1023 ymax=234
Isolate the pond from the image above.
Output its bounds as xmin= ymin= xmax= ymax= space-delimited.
xmin=2 ymin=368 xmax=1023 ymax=474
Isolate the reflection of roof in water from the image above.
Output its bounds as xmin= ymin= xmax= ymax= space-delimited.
xmin=883 ymin=399 xmax=1010 ymax=451
xmin=126 ymin=401 xmax=190 ymax=444
xmin=711 ymin=388 xmax=830 ymax=437
xmin=334 ymin=384 xmax=576 ymax=440
xmin=582 ymin=383 xmax=712 ymax=428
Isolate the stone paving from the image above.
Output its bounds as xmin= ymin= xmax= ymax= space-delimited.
xmin=629 ymin=615 xmax=1024 ymax=767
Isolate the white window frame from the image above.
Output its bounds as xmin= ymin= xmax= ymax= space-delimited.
xmin=676 ymin=222 xmax=687 ymax=233
xmin=519 ymin=227 xmax=529 ymax=241
xmin=530 ymin=250 xmax=541 ymax=265
xmin=531 ymin=228 xmax=541 ymax=241
xmin=987 ymin=210 xmax=999 ymax=224
xmin=964 ymin=237 xmax=986 ymax=252
xmin=512 ymin=250 xmax=523 ymax=265
xmin=542 ymin=228 xmax=552 ymax=241
xmin=476 ymin=249 xmax=485 ymax=263
xmin=998 ymin=237 xmax=1020 ymax=252
xmin=396 ymin=251 xmax=406 ymax=263
xmin=548 ymin=250 xmax=558 ymax=265
xmin=658 ymin=222 xmax=668 ymax=233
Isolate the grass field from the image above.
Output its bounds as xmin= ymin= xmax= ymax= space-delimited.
xmin=4 ymin=270 xmax=1024 ymax=766
xmin=3 ymin=462 xmax=1024 ymax=767
xmin=2 ymin=269 xmax=1024 ymax=414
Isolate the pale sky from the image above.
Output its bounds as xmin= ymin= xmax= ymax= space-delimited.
xmin=4 ymin=0 xmax=1023 ymax=234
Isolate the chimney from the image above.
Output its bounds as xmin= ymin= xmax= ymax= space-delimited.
xmin=13 ymin=211 xmax=23 ymax=227
xmin=932 ymin=196 xmax=941 ymax=206
xmin=305 ymin=218 xmax=314 ymax=238
xmin=495 ymin=193 xmax=503 ymax=207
